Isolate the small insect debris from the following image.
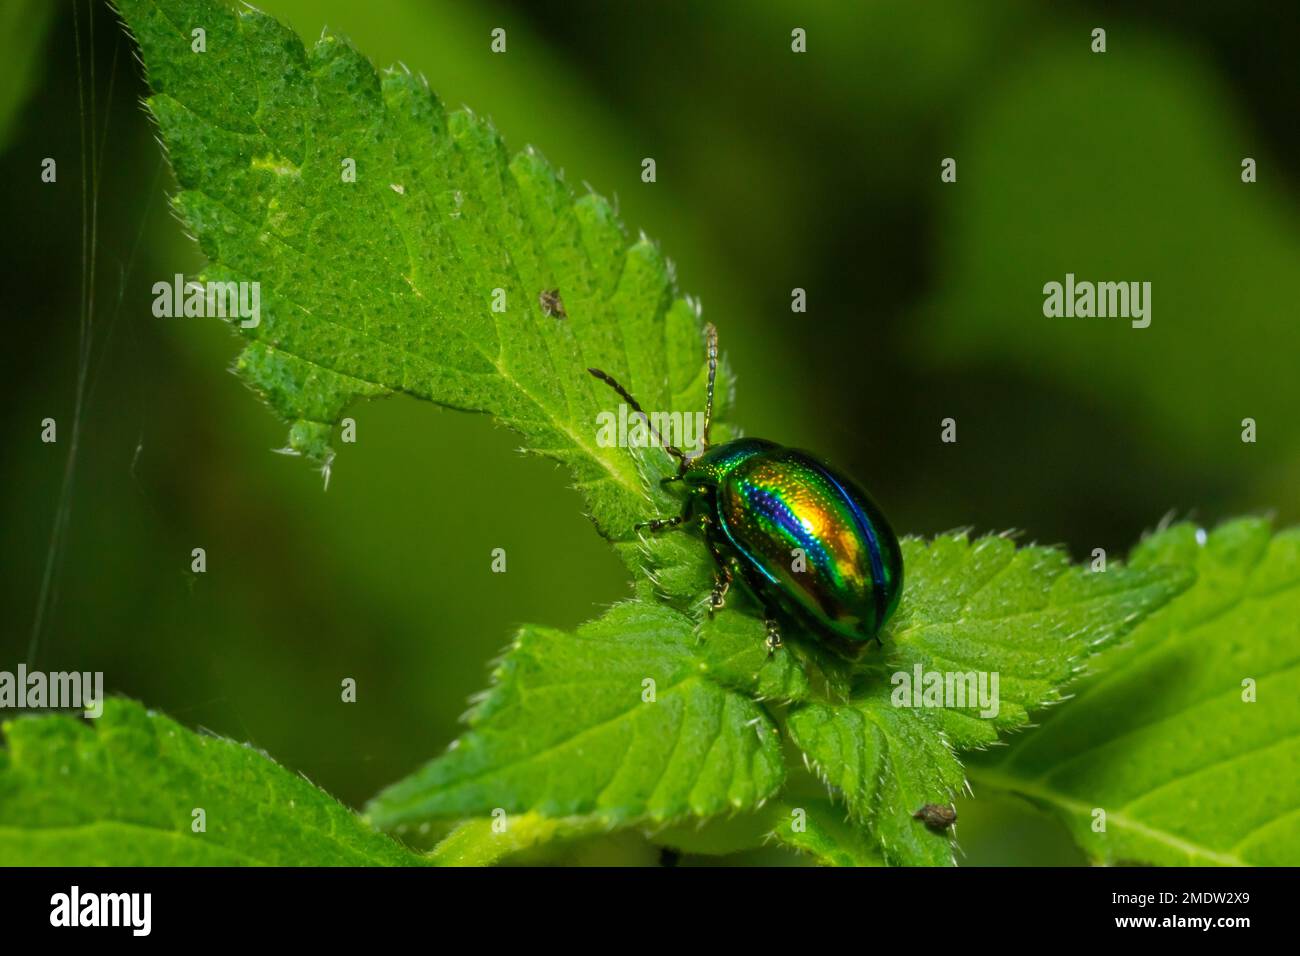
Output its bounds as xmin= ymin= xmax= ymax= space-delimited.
xmin=539 ymin=288 xmax=567 ymax=318
xmin=913 ymin=803 xmax=958 ymax=830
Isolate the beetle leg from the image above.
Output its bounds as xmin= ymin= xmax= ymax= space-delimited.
xmin=709 ymin=563 xmax=733 ymax=613
xmin=764 ymin=617 xmax=783 ymax=654
xmin=636 ymin=513 xmax=685 ymax=533
xmin=722 ymin=544 xmax=785 ymax=655
xmin=698 ymin=517 xmax=732 ymax=613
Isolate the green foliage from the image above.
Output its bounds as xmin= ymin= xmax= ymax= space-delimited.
xmin=787 ymin=699 xmax=966 ymax=866
xmin=0 ymin=699 xmax=420 ymax=865
xmin=785 ymin=534 xmax=1191 ymax=865
xmin=50 ymin=0 xmax=1284 ymax=868
xmin=770 ymin=799 xmax=886 ymax=867
xmin=116 ymin=0 xmax=733 ymax=560
xmin=886 ymin=533 xmax=1195 ymax=746
xmin=368 ymin=601 xmax=785 ymax=829
xmin=371 ymin=536 xmax=1187 ymax=865
xmin=427 ymin=814 xmax=610 ymax=867
xmin=651 ymin=798 xmax=886 ymax=867
xmin=971 ymin=519 xmax=1300 ymax=865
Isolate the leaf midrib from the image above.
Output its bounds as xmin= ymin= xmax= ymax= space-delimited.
xmin=968 ymin=765 xmax=1247 ymax=866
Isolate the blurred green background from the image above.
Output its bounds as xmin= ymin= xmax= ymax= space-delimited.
xmin=2 ymin=0 xmax=1296 ymax=865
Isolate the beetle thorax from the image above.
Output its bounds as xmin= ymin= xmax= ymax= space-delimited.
xmin=682 ymin=437 xmax=779 ymax=488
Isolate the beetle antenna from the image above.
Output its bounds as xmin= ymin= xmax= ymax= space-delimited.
xmin=587 ymin=367 xmax=687 ymax=462
xmin=702 ymin=323 xmax=718 ymax=451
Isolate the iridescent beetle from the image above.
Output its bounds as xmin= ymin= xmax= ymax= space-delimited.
xmin=588 ymin=324 xmax=903 ymax=655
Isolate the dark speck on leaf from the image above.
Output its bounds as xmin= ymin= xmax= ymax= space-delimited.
xmin=913 ymin=803 xmax=957 ymax=831
xmin=539 ymin=288 xmax=566 ymax=319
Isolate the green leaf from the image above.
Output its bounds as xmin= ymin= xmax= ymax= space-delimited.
xmin=651 ymin=798 xmax=885 ymax=866
xmin=772 ymin=798 xmax=886 ymax=867
xmin=788 ymin=699 xmax=966 ymax=866
xmin=115 ymin=0 xmax=734 ymax=570
xmin=694 ymin=607 xmax=853 ymax=703
xmin=970 ymin=518 xmax=1300 ymax=866
xmin=427 ymin=814 xmax=610 ymax=867
xmin=787 ymin=532 xmax=1192 ymax=865
xmin=367 ymin=601 xmax=784 ymax=830
xmin=0 ymin=699 xmax=421 ymax=865
xmin=889 ymin=533 xmax=1194 ymax=745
